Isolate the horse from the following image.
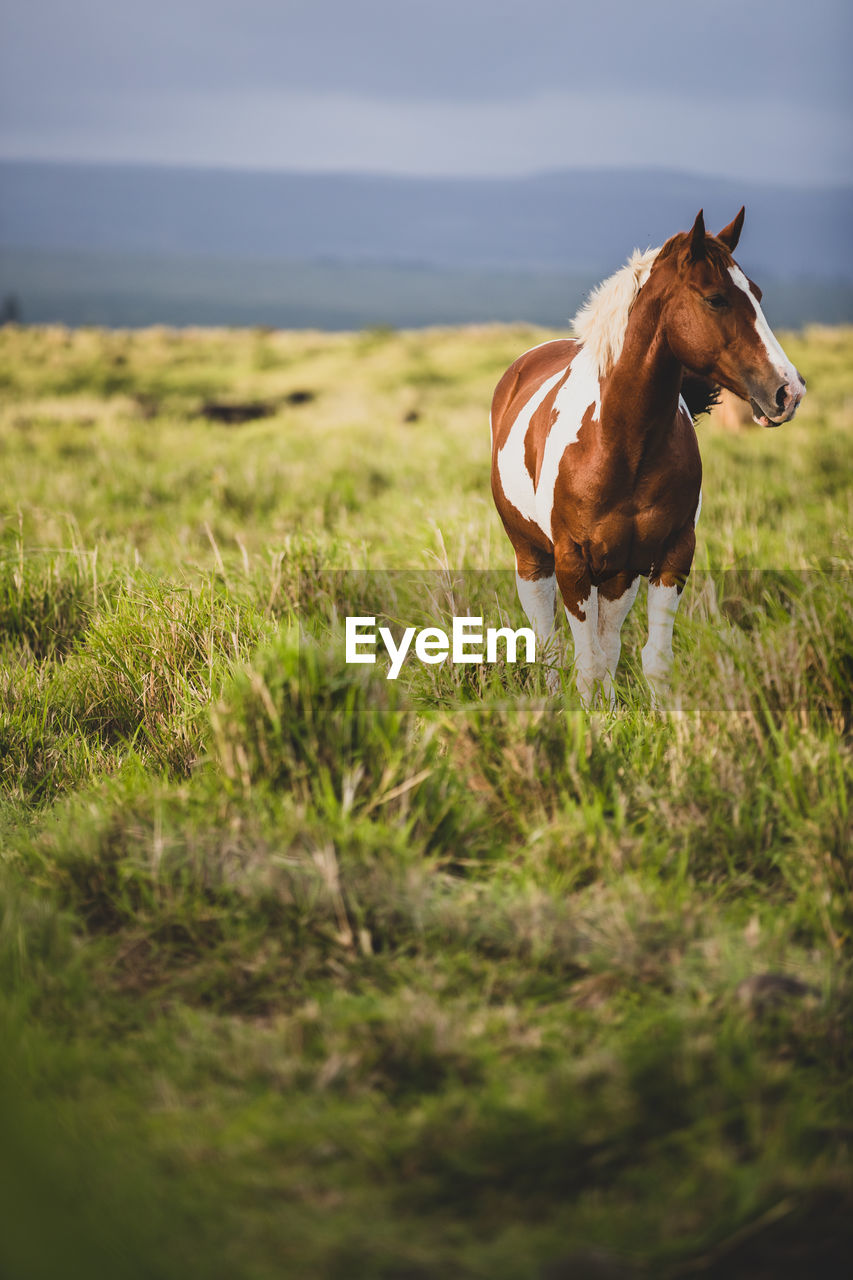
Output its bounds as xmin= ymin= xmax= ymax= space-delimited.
xmin=490 ymin=208 xmax=805 ymax=707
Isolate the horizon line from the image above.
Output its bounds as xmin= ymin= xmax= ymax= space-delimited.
xmin=1 ymin=153 xmax=850 ymax=193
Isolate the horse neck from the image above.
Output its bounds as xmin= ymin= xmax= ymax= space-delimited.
xmin=599 ymin=282 xmax=683 ymax=454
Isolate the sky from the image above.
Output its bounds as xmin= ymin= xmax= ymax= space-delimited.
xmin=1 ymin=0 xmax=850 ymax=184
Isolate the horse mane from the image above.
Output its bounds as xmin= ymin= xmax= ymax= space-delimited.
xmin=571 ymin=247 xmax=661 ymax=378
xmin=572 ymin=230 xmax=737 ymax=382
xmin=680 ymin=373 xmax=721 ymax=422
xmin=572 ymin=232 xmax=733 ymax=419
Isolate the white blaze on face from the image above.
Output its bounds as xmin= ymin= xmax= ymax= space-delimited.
xmin=728 ymin=265 xmax=802 ymax=417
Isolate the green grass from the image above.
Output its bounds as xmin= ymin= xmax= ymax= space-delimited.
xmin=0 ymin=322 xmax=851 ymax=1278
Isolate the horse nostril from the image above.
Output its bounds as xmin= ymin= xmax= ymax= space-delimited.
xmin=775 ymin=384 xmax=788 ymax=411
xmin=797 ymin=370 xmax=807 ymax=389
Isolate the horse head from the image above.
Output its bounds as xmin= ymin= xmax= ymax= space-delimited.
xmin=655 ymin=208 xmax=805 ymax=427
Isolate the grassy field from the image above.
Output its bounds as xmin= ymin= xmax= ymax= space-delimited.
xmin=0 ymin=321 xmax=851 ymax=1278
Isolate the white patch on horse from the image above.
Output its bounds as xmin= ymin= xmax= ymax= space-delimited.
xmin=693 ymin=489 xmax=702 ymax=528
xmin=496 ymin=368 xmax=566 ymax=527
xmin=572 ymin=247 xmax=661 ymax=378
xmin=642 ymin=582 xmax=681 ymax=707
xmin=564 ymin=587 xmax=609 ymax=706
xmin=515 ymin=571 xmax=556 ymax=646
xmin=598 ymin=578 xmax=640 ymax=683
xmin=515 ymin=570 xmax=559 ymax=690
xmin=537 ymin=346 xmax=601 ymax=541
xmin=728 ymin=265 xmax=799 ymax=386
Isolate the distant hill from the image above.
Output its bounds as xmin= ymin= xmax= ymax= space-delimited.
xmin=3 ymin=247 xmax=851 ymax=333
xmin=1 ymin=160 xmax=851 ymax=329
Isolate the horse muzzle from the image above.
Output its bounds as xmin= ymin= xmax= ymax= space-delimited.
xmin=749 ymin=369 xmax=806 ymax=428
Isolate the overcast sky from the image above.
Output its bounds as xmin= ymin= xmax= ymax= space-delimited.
xmin=1 ymin=1 xmax=850 ymax=183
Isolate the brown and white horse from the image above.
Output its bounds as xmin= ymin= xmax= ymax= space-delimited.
xmin=491 ymin=208 xmax=805 ymax=706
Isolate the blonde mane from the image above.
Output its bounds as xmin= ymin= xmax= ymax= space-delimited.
xmin=572 ymin=247 xmax=661 ymax=377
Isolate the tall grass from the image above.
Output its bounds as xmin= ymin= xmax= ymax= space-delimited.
xmin=0 ymin=323 xmax=850 ymax=1278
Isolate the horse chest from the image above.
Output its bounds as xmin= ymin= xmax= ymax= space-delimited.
xmin=552 ymin=435 xmax=701 ymax=577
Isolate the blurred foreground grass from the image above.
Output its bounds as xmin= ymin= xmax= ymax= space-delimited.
xmin=0 ymin=322 xmax=851 ymax=1278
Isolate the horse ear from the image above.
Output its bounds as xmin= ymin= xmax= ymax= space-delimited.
xmin=717 ymin=206 xmax=745 ymax=252
xmin=688 ymin=209 xmax=706 ymax=261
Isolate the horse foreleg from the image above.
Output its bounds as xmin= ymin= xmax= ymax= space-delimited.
xmin=642 ymin=528 xmax=695 ymax=709
xmin=598 ymin=573 xmax=640 ymax=688
xmin=556 ymin=552 xmax=609 ymax=707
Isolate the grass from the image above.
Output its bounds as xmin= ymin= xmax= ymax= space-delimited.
xmin=0 ymin=321 xmax=851 ymax=1278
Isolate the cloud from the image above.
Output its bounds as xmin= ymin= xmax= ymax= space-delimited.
xmin=1 ymin=85 xmax=849 ymax=186
xmin=3 ymin=1 xmax=850 ymax=107
xmin=1 ymin=1 xmax=850 ymax=182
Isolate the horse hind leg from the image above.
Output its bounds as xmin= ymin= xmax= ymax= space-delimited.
xmin=514 ymin=545 xmax=560 ymax=692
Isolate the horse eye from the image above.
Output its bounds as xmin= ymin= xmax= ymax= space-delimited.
xmin=705 ymin=294 xmax=729 ymax=310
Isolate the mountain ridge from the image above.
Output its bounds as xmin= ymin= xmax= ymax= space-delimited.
xmin=2 ymin=159 xmax=850 ymax=280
